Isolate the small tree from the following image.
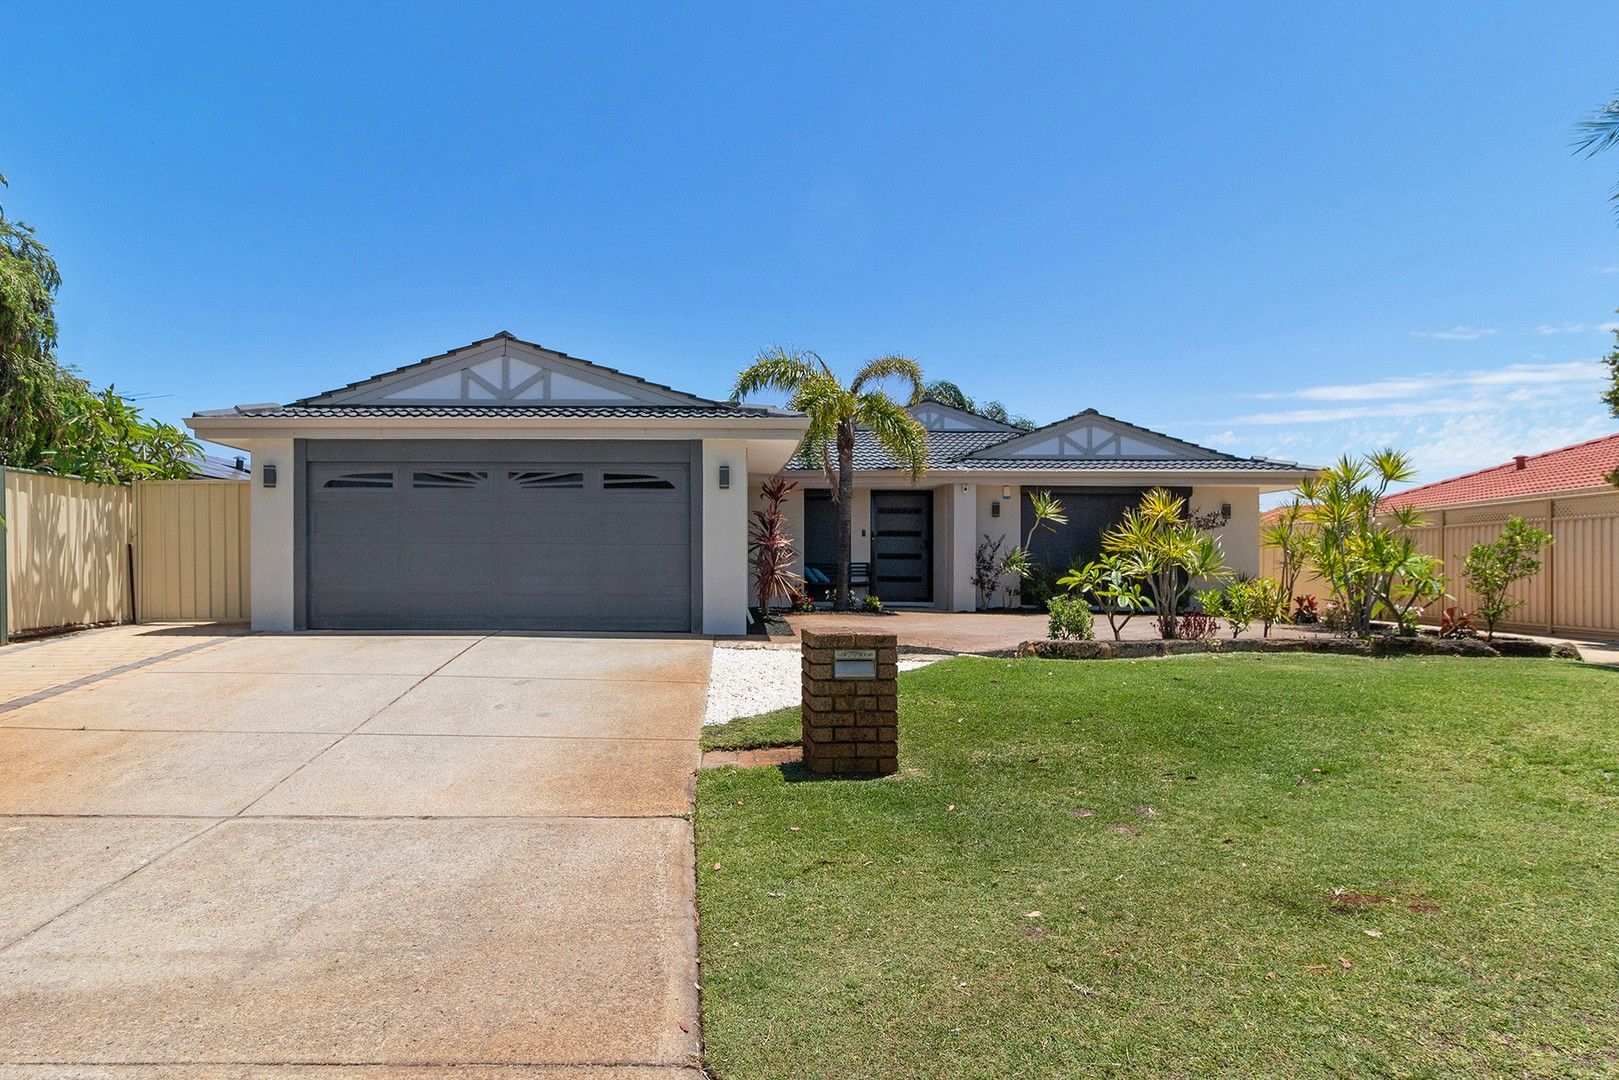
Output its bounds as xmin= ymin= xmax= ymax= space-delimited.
xmin=1058 ymin=553 xmax=1147 ymax=641
xmin=1102 ymin=488 xmax=1230 ymax=639
xmin=1463 ymin=517 xmax=1554 ymax=641
xmin=1299 ymin=450 xmax=1430 ymax=637
xmin=1199 ymin=577 xmax=1289 ymax=639
xmin=749 ymin=475 xmax=803 ymax=620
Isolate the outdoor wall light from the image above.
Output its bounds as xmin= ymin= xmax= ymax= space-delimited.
xmin=718 ymin=464 xmax=731 ymax=490
xmin=1221 ymin=502 xmax=1232 ymax=519
xmin=262 ymin=463 xmax=277 ymax=488
xmin=1001 ymin=485 xmax=1012 ymax=500
xmin=990 ymin=502 xmax=1001 ymax=519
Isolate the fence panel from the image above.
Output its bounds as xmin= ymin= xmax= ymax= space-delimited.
xmin=3 ymin=469 xmax=133 ymax=635
xmin=134 ymin=480 xmax=251 ymax=622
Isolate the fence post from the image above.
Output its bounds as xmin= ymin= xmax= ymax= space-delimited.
xmin=0 ymin=465 xmax=8 ymax=647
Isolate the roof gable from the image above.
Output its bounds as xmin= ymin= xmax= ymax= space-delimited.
xmin=908 ymin=399 xmax=1016 ymax=432
xmin=295 ymin=331 xmax=722 ymax=408
xmin=970 ymin=408 xmax=1227 ymax=461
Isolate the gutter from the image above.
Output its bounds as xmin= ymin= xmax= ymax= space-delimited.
xmin=186 ymin=414 xmax=812 ymax=447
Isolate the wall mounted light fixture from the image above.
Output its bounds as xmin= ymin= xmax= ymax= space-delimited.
xmin=718 ymin=464 xmax=731 ymax=490
xmin=262 ymin=463 xmax=277 ymax=488
xmin=1001 ymin=485 xmax=1012 ymax=500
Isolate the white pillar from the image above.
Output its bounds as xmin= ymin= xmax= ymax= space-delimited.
xmin=951 ymin=482 xmax=977 ymax=611
xmin=244 ymin=438 xmax=295 ymax=632
xmin=701 ymin=440 xmax=749 ymax=635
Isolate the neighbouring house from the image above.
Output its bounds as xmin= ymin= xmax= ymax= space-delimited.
xmin=778 ymin=399 xmax=1313 ymax=608
xmin=1378 ymin=433 xmax=1619 ymax=637
xmin=188 ymin=332 xmax=1314 ymax=635
xmin=188 ymin=451 xmax=252 ymax=479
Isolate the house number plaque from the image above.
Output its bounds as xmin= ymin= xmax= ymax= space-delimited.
xmin=832 ymin=648 xmax=878 ymax=679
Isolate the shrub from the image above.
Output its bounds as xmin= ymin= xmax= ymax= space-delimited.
xmin=861 ymin=594 xmax=884 ymax=613
xmin=1293 ymin=595 xmax=1319 ymax=624
xmin=1046 ymin=594 xmax=1094 ymax=641
xmin=1439 ymin=606 xmax=1476 ymax=639
xmin=749 ymin=475 xmax=802 ymax=617
xmin=1462 ymin=517 xmax=1553 ymax=641
xmin=1020 ymin=565 xmax=1059 ymax=609
xmin=1175 ymin=611 xmax=1219 ymax=641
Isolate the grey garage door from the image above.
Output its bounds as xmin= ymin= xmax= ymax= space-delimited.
xmin=305 ymin=453 xmax=693 ymax=632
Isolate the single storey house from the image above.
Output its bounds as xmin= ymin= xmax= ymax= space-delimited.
xmin=189 ymin=332 xmax=1315 ymax=635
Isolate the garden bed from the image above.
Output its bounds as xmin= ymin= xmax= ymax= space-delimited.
xmin=1016 ymin=634 xmax=1582 ymax=661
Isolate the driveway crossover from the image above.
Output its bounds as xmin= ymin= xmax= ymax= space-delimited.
xmin=0 ymin=625 xmax=706 ymax=1077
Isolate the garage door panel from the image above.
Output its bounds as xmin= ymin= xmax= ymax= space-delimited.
xmin=305 ymin=449 xmax=693 ymax=632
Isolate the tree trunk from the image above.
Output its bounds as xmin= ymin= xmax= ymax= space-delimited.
xmin=833 ymin=420 xmax=856 ymax=611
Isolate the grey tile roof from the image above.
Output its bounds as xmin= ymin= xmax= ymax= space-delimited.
xmin=785 ymin=430 xmax=1014 ymax=471
xmin=208 ymin=403 xmax=787 ymax=419
xmin=944 ymin=457 xmax=1308 ymax=471
xmin=785 ymin=428 xmax=1304 ymax=473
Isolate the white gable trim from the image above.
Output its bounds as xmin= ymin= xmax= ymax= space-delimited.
xmin=908 ymin=401 xmax=1015 ymax=432
xmin=974 ymin=411 xmax=1223 ymax=461
xmin=314 ymin=337 xmax=710 ymax=407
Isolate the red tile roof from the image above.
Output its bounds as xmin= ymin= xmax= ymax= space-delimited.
xmin=1381 ymin=432 xmax=1619 ymax=511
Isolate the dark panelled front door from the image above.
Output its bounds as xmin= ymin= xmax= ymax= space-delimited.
xmin=870 ymin=490 xmax=932 ymax=602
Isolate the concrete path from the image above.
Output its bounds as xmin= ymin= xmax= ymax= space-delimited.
xmin=0 ymin=627 xmax=706 ymax=1077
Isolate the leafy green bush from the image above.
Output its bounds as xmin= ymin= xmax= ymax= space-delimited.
xmin=861 ymin=594 xmax=884 ymax=613
xmin=1045 ymin=594 xmax=1094 ymax=640
xmin=1463 ymin=517 xmax=1553 ymax=641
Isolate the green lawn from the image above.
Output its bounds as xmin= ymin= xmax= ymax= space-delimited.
xmin=695 ymin=655 xmax=1619 ymax=1078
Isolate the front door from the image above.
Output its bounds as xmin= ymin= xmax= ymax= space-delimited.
xmin=870 ymin=490 xmax=933 ymax=602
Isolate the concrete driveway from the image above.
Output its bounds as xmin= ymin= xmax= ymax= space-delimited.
xmin=0 ymin=625 xmax=707 ymax=1077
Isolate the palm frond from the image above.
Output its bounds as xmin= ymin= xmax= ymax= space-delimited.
xmin=856 ymin=393 xmax=928 ymax=479
xmin=1575 ymin=96 xmax=1619 ymax=157
xmin=732 ymin=346 xmax=824 ymax=403
xmin=851 ymin=355 xmax=925 ymax=404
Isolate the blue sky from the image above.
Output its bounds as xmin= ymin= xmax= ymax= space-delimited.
xmin=5 ymin=2 xmax=1617 ymax=489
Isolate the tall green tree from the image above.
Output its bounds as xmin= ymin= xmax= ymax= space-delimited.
xmin=734 ymin=348 xmax=928 ymax=610
xmin=922 ymin=379 xmax=1035 ymax=430
xmin=0 ymin=173 xmax=65 ymax=465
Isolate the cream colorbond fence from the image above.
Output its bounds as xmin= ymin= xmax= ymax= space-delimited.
xmin=134 ymin=480 xmax=251 ymax=623
xmin=1261 ymin=488 xmax=1619 ymax=637
xmin=2 ymin=468 xmax=134 ymax=639
xmin=1 ymin=471 xmax=250 ymax=640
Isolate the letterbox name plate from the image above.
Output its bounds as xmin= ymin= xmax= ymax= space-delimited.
xmin=833 ymin=648 xmax=878 ymax=678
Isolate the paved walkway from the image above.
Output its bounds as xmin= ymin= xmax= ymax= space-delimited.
xmin=0 ymin=626 xmax=706 ymax=1076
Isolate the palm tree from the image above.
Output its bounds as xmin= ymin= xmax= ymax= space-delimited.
xmin=733 ymin=348 xmax=927 ymax=610
xmin=1577 ymin=92 xmax=1619 ymax=218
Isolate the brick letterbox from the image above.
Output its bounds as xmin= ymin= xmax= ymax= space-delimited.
xmin=800 ymin=629 xmax=899 ymax=777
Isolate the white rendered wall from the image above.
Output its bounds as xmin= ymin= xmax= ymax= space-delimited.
xmin=945 ymin=483 xmax=976 ymax=611
xmin=702 ymin=440 xmax=749 ymax=634
xmin=974 ymin=483 xmax=1018 ymax=607
xmin=1191 ymin=485 xmax=1261 ymax=581
xmin=243 ymin=438 xmax=296 ymax=632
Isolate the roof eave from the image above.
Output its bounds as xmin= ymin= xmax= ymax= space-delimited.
xmin=186 ymin=411 xmax=811 ymax=448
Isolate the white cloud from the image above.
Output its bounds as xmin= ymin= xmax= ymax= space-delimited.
xmin=1600 ymin=265 xmax=1619 ymax=274
xmin=1533 ymin=321 xmax=1619 ymax=335
xmin=1195 ymin=356 xmax=1616 ymax=485
xmin=1409 ymin=326 xmax=1497 ymax=341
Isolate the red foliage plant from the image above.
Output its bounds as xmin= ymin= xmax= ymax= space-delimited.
xmin=750 ymin=475 xmax=804 ymax=616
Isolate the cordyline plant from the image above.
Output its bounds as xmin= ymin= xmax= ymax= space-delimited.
xmin=1100 ymin=488 xmax=1229 ymax=639
xmin=749 ymin=474 xmax=803 ymax=620
xmin=733 ymin=348 xmax=927 ymax=611
xmin=1296 ymin=450 xmax=1447 ymax=636
xmin=1260 ymin=500 xmax=1312 ymax=603
xmin=1463 ymin=517 xmax=1553 ymax=641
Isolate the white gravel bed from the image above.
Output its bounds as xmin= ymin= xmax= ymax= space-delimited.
xmin=703 ymin=643 xmax=939 ymax=726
